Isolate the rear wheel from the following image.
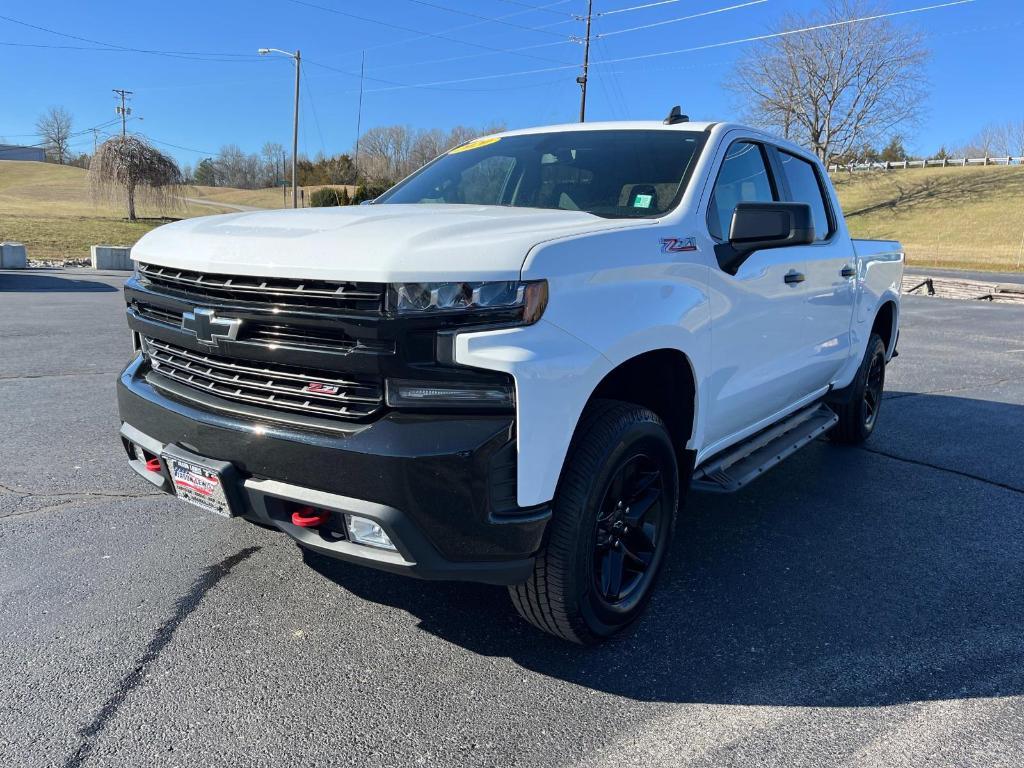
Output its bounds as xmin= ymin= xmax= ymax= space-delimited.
xmin=509 ymin=400 xmax=679 ymax=644
xmin=829 ymin=333 xmax=887 ymax=445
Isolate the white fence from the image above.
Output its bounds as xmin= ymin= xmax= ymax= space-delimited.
xmin=828 ymin=156 xmax=1024 ymax=173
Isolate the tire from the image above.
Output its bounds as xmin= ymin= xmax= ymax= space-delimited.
xmin=829 ymin=333 xmax=887 ymax=445
xmin=509 ymin=399 xmax=679 ymax=644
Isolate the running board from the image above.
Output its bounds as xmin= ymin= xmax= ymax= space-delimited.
xmin=691 ymin=404 xmax=838 ymax=493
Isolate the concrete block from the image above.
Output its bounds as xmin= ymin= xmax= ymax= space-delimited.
xmin=0 ymin=242 xmax=28 ymax=269
xmin=90 ymin=245 xmax=133 ymax=271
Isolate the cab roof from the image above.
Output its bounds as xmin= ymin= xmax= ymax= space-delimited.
xmin=493 ymin=120 xmax=719 ymax=137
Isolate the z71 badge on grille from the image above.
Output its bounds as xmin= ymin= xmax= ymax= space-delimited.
xmin=303 ymin=382 xmax=341 ymax=395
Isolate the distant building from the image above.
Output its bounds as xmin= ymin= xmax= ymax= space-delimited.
xmin=0 ymin=144 xmax=46 ymax=162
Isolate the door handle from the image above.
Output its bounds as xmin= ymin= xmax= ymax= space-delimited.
xmin=840 ymin=265 xmax=856 ymax=278
xmin=784 ymin=270 xmax=806 ymax=284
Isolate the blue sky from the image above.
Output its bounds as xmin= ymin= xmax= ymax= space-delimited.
xmin=1 ymin=0 xmax=1020 ymax=166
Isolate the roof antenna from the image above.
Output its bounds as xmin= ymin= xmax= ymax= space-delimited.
xmin=663 ymin=106 xmax=689 ymax=125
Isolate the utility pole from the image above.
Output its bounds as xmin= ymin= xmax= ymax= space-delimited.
xmin=92 ymin=127 xmax=100 ymax=154
xmin=113 ymin=89 xmax=133 ymax=137
xmin=258 ymin=47 xmax=301 ymax=209
xmin=354 ymin=50 xmax=365 ymax=163
xmin=292 ymin=50 xmax=301 ymax=210
xmin=577 ymin=0 xmax=593 ymax=123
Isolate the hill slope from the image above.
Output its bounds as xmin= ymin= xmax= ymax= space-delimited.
xmin=0 ymin=160 xmax=360 ymax=261
xmin=832 ymin=165 xmax=1024 ymax=273
xmin=0 ymin=161 xmax=218 ymax=262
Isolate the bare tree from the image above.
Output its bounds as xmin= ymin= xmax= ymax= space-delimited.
xmin=35 ymin=106 xmax=74 ymax=164
xmin=728 ymin=0 xmax=929 ymax=164
xmin=1007 ymin=121 xmax=1024 ymax=157
xmin=960 ymin=121 xmax=1024 ymax=158
xmin=261 ymin=141 xmax=287 ymax=187
xmin=90 ymin=136 xmax=183 ymax=221
xmin=960 ymin=124 xmax=1010 ymax=158
xmin=356 ymin=123 xmax=508 ymax=185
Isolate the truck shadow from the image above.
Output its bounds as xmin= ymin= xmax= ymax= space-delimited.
xmin=0 ymin=272 xmax=119 ymax=292
xmin=304 ymin=391 xmax=1024 ymax=707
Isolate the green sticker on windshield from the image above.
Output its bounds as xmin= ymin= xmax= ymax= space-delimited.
xmin=633 ymin=193 xmax=653 ymax=209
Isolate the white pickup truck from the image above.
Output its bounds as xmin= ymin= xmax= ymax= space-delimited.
xmin=117 ymin=113 xmax=903 ymax=643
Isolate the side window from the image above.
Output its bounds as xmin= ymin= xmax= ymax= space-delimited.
xmin=778 ymin=151 xmax=833 ymax=241
xmin=707 ymin=141 xmax=776 ymax=241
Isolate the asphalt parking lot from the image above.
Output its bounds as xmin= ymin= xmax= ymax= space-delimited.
xmin=1 ymin=268 xmax=1022 ymax=768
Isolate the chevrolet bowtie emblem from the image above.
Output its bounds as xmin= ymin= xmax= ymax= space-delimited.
xmin=181 ymin=308 xmax=242 ymax=346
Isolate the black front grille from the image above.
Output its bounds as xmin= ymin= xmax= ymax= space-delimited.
xmin=129 ymin=299 xmax=393 ymax=356
xmin=137 ymin=262 xmax=385 ymax=314
xmin=143 ymin=336 xmax=384 ymax=421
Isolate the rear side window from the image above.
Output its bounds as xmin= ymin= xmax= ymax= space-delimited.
xmin=778 ymin=151 xmax=832 ymax=241
xmin=707 ymin=141 xmax=776 ymax=240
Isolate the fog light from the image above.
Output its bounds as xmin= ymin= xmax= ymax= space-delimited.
xmin=385 ymin=379 xmax=513 ymax=409
xmin=345 ymin=515 xmax=397 ymax=551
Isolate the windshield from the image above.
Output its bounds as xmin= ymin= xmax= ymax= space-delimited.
xmin=376 ymin=130 xmax=704 ymax=219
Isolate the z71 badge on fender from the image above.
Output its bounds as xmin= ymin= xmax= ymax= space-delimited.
xmin=660 ymin=237 xmax=698 ymax=253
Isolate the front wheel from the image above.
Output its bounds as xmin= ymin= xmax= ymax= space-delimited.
xmin=829 ymin=333 xmax=887 ymax=445
xmin=509 ymin=400 xmax=679 ymax=644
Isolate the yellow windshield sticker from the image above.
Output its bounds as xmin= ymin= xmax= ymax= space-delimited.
xmin=449 ymin=136 xmax=502 ymax=154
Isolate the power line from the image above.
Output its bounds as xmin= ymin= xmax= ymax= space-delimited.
xmin=490 ymin=0 xmax=579 ymax=18
xmin=354 ymin=0 xmax=976 ymax=93
xmin=364 ymin=38 xmax=575 ymax=74
xmin=0 ymin=117 xmax=124 ymax=152
xmin=362 ymin=0 xmax=576 ymax=56
xmin=304 ymin=56 xmax=496 ymax=92
xmin=136 ymin=134 xmax=217 ymax=156
xmin=598 ymin=0 xmax=689 ymax=17
xmin=0 ymin=13 xmax=266 ymax=62
xmin=285 ymin=0 xmax=573 ymax=64
xmin=305 ymin=55 xmax=569 ymax=93
xmin=399 ymin=0 xmax=573 ymax=37
xmin=596 ymin=0 xmax=768 ymax=39
xmin=300 ymin=67 xmax=327 ymax=157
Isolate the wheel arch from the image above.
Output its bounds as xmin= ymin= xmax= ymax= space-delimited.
xmin=587 ymin=348 xmax=698 ymax=457
xmin=871 ymin=298 xmax=898 ymax=359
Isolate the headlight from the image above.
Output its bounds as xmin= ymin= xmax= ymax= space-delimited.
xmin=388 ymin=280 xmax=547 ymax=324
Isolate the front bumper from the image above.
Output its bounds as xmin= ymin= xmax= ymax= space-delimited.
xmin=117 ymin=355 xmax=550 ymax=585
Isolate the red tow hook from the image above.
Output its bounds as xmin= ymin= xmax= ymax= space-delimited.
xmin=291 ymin=506 xmax=331 ymax=528
xmin=144 ymin=457 xmax=162 ymax=473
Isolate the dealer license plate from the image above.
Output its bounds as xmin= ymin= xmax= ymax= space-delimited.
xmin=164 ymin=456 xmax=234 ymax=518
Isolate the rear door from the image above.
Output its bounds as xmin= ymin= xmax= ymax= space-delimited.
xmin=771 ymin=147 xmax=856 ymax=387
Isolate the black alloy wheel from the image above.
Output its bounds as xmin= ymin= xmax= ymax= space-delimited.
xmin=862 ymin=347 xmax=885 ymax=431
xmin=509 ymin=400 xmax=680 ymax=644
xmin=592 ymin=454 xmax=667 ymax=612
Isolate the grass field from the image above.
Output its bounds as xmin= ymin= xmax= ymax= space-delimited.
xmin=832 ymin=165 xmax=1024 ymax=272
xmin=3 ymin=159 xmax=1022 ymax=271
xmin=0 ymin=161 xmax=215 ymax=262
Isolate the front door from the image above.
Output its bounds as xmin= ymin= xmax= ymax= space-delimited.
xmin=702 ymin=139 xmax=822 ymax=451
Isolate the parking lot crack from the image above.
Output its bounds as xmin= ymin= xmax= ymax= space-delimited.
xmin=884 ymin=375 xmax=1022 ymax=401
xmin=858 ymin=445 xmax=1024 ymax=495
xmin=59 ymin=546 xmax=262 ymax=768
xmin=0 ymin=480 xmax=163 ymax=519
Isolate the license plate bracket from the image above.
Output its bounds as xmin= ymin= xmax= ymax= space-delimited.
xmin=162 ymin=447 xmax=242 ymax=518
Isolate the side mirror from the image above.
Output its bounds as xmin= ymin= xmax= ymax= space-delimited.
xmin=717 ymin=202 xmax=815 ymax=273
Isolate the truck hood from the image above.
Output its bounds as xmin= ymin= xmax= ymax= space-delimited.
xmin=132 ymin=204 xmax=654 ymax=282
